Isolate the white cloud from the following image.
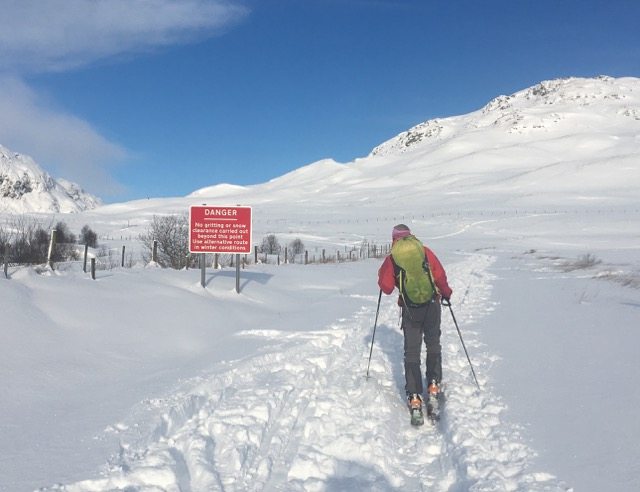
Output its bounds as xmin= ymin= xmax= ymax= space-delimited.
xmin=0 ymin=76 xmax=129 ymax=196
xmin=0 ymin=0 xmax=249 ymax=73
xmin=0 ymin=0 xmax=249 ymax=199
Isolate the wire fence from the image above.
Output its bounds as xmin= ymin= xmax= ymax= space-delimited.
xmin=5 ymin=206 xmax=637 ymax=280
xmin=2 ymin=236 xmax=392 ymax=281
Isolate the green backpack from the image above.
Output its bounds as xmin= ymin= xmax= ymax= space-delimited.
xmin=391 ymin=235 xmax=435 ymax=308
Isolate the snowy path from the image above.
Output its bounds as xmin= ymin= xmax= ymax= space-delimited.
xmin=45 ymin=254 xmax=569 ymax=491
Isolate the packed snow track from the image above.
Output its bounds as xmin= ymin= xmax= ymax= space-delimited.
xmin=44 ymin=254 xmax=568 ymax=491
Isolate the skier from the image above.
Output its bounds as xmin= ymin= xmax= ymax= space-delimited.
xmin=377 ymin=224 xmax=452 ymax=425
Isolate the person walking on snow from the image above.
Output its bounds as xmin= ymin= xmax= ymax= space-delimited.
xmin=377 ymin=224 xmax=452 ymax=422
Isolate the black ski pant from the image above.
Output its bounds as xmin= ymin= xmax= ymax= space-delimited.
xmin=402 ymin=299 xmax=442 ymax=396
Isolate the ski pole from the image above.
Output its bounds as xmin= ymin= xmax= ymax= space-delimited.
xmin=366 ymin=289 xmax=383 ymax=380
xmin=442 ymin=299 xmax=481 ymax=391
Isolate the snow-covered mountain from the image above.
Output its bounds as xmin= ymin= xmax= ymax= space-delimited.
xmin=371 ymin=75 xmax=640 ymax=157
xmin=186 ymin=76 xmax=640 ymax=212
xmin=0 ymin=145 xmax=101 ymax=213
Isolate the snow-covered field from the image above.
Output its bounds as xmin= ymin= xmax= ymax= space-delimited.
xmin=3 ymin=210 xmax=638 ymax=492
xmin=2 ymin=76 xmax=640 ymax=491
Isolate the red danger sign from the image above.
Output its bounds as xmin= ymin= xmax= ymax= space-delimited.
xmin=189 ymin=205 xmax=252 ymax=254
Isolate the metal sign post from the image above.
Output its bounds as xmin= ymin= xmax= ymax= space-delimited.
xmin=235 ymin=254 xmax=240 ymax=293
xmin=200 ymin=253 xmax=206 ymax=288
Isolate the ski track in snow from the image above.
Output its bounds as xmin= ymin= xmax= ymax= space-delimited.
xmin=43 ymin=254 xmax=570 ymax=492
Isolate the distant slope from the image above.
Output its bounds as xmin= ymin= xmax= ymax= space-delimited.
xmin=186 ymin=76 xmax=640 ymax=211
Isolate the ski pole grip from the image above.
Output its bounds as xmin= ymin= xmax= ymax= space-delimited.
xmin=441 ymin=297 xmax=451 ymax=307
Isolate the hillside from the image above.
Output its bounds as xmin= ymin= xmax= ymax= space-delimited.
xmin=185 ymin=76 xmax=640 ymax=213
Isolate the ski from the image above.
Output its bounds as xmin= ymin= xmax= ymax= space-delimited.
xmin=426 ymin=395 xmax=439 ymax=423
xmin=410 ymin=406 xmax=424 ymax=426
xmin=426 ymin=390 xmax=445 ymax=425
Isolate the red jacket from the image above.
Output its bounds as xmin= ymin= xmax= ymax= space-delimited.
xmin=378 ymin=245 xmax=452 ymax=301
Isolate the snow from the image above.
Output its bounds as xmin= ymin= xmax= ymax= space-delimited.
xmin=1 ymin=76 xmax=640 ymax=491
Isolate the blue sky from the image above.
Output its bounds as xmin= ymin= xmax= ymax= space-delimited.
xmin=1 ymin=0 xmax=639 ymax=202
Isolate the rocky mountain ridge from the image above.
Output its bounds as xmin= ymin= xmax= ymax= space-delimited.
xmin=0 ymin=145 xmax=101 ymax=213
xmin=370 ymin=76 xmax=640 ymax=157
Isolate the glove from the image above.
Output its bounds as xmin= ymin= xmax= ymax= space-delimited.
xmin=441 ymin=297 xmax=451 ymax=307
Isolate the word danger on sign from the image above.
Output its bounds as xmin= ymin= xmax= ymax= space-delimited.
xmin=189 ymin=206 xmax=252 ymax=254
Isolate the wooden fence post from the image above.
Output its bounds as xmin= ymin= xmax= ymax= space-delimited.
xmin=3 ymin=244 xmax=9 ymax=279
xmin=284 ymin=248 xmax=288 ymax=264
xmin=83 ymin=244 xmax=89 ymax=272
xmin=91 ymin=258 xmax=96 ymax=280
xmin=322 ymin=249 xmax=325 ymax=263
xmin=305 ymin=250 xmax=308 ymax=265
xmin=121 ymin=245 xmax=126 ymax=267
xmin=214 ymin=253 xmax=219 ymax=269
xmin=152 ymin=240 xmax=158 ymax=263
xmin=47 ymin=229 xmax=57 ymax=269
xmin=254 ymin=246 xmax=258 ymax=264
